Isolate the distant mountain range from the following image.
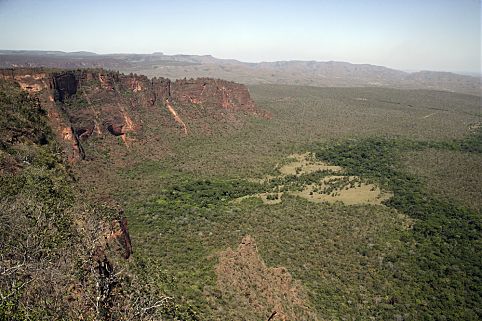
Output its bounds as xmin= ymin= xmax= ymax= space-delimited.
xmin=0 ymin=50 xmax=480 ymax=95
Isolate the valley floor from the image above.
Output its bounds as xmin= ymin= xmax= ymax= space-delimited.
xmin=72 ymin=85 xmax=481 ymax=319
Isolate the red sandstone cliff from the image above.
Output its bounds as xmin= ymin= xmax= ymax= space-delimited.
xmin=0 ymin=68 xmax=267 ymax=161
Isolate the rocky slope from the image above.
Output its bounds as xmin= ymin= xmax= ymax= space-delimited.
xmin=0 ymin=80 xmax=135 ymax=319
xmin=0 ymin=68 xmax=267 ymax=162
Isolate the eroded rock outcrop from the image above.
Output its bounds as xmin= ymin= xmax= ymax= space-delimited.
xmin=85 ymin=204 xmax=134 ymax=319
xmin=0 ymin=68 xmax=51 ymax=93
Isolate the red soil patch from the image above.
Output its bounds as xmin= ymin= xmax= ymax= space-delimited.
xmin=216 ymin=235 xmax=317 ymax=320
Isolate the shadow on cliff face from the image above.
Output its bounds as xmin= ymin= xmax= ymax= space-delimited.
xmin=53 ymin=71 xmax=78 ymax=102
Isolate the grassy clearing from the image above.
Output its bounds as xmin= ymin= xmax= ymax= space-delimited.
xmin=278 ymin=152 xmax=343 ymax=176
xmin=292 ymin=175 xmax=391 ymax=205
xmin=234 ymin=153 xmax=390 ymax=206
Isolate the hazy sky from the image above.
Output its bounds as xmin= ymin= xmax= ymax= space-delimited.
xmin=0 ymin=0 xmax=480 ymax=72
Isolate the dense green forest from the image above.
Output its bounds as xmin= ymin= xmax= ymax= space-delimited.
xmin=313 ymin=133 xmax=481 ymax=319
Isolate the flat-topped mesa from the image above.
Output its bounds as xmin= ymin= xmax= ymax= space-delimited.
xmin=0 ymin=68 xmax=265 ymax=161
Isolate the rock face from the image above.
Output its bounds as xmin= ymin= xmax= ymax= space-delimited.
xmin=1 ymin=68 xmax=266 ymax=161
xmin=53 ymin=71 xmax=79 ymax=102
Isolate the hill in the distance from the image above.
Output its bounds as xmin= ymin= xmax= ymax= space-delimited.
xmin=1 ymin=50 xmax=480 ymax=95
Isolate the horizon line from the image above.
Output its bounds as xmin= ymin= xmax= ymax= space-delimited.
xmin=0 ymin=48 xmax=480 ymax=76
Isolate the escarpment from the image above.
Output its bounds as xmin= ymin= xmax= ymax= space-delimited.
xmin=0 ymin=68 xmax=267 ymax=161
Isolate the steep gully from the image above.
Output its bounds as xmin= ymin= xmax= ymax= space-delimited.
xmin=165 ymin=98 xmax=188 ymax=135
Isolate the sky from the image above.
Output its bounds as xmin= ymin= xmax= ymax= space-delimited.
xmin=0 ymin=0 xmax=480 ymax=73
